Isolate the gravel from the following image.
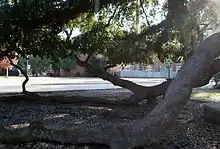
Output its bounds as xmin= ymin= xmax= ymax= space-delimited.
xmin=0 ymin=89 xmax=220 ymax=149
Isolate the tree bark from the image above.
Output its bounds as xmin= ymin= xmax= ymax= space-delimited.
xmin=76 ymin=54 xmax=220 ymax=104
xmin=23 ymin=0 xmax=126 ymax=31
xmin=77 ymin=57 xmax=171 ymax=96
xmin=1 ymin=32 xmax=220 ymax=149
xmin=0 ymin=93 xmax=145 ymax=106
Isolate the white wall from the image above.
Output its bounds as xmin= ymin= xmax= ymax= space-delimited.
xmin=120 ymin=70 xmax=177 ymax=78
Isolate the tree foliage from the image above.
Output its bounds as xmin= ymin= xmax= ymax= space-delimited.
xmin=1 ymin=0 xmax=220 ymax=148
xmin=0 ymin=0 xmax=218 ymax=69
xmin=18 ymin=55 xmax=52 ymax=75
xmin=0 ymin=0 xmax=126 ymax=59
xmin=62 ymin=0 xmax=218 ymax=66
xmin=56 ymin=56 xmax=77 ymax=70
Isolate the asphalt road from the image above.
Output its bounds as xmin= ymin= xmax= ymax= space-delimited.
xmin=0 ymin=77 xmax=213 ymax=93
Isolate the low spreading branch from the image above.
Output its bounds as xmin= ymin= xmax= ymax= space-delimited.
xmin=76 ymin=55 xmax=174 ymax=103
xmin=76 ymin=57 xmax=155 ymax=97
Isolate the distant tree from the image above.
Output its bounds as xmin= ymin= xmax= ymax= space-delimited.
xmin=18 ymin=55 xmax=52 ymax=76
xmin=57 ymin=56 xmax=76 ymax=71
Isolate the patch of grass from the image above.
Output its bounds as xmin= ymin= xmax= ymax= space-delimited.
xmin=191 ymin=90 xmax=220 ymax=102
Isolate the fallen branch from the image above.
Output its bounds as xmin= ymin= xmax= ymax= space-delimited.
xmin=0 ymin=93 xmax=146 ymax=106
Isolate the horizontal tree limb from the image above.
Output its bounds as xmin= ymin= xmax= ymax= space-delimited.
xmin=77 ymin=55 xmax=220 ymax=105
xmin=0 ymin=92 xmax=144 ymax=106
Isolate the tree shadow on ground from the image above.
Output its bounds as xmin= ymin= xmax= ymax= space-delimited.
xmin=0 ymin=90 xmax=220 ymax=149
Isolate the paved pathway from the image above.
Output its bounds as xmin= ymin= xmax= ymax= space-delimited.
xmin=0 ymin=77 xmax=213 ymax=93
xmin=0 ymin=77 xmax=165 ymax=86
xmin=0 ymin=77 xmax=166 ymax=93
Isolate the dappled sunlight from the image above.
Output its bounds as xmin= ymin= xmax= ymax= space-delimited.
xmin=211 ymin=0 xmax=220 ymax=13
xmin=43 ymin=114 xmax=69 ymax=120
xmin=74 ymin=120 xmax=86 ymax=124
xmin=82 ymin=106 xmax=112 ymax=111
xmin=191 ymin=91 xmax=220 ymax=101
xmin=5 ymin=123 xmax=29 ymax=130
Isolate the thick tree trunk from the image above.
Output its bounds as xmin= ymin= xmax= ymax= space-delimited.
xmin=1 ymin=33 xmax=220 ymax=149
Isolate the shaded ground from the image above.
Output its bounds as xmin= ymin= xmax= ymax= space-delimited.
xmin=0 ymin=89 xmax=220 ymax=149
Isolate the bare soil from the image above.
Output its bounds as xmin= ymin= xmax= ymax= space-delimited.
xmin=0 ymin=89 xmax=220 ymax=149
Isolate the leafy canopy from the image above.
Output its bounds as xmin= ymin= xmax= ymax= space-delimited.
xmin=0 ymin=0 xmax=218 ymax=67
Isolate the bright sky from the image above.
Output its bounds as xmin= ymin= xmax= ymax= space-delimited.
xmin=58 ymin=0 xmax=166 ymax=38
xmin=59 ymin=0 xmax=220 ymax=39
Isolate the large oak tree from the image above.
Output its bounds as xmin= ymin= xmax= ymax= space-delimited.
xmin=0 ymin=0 xmax=220 ymax=148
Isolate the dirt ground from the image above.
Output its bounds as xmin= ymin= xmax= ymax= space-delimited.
xmin=0 ymin=89 xmax=220 ymax=149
